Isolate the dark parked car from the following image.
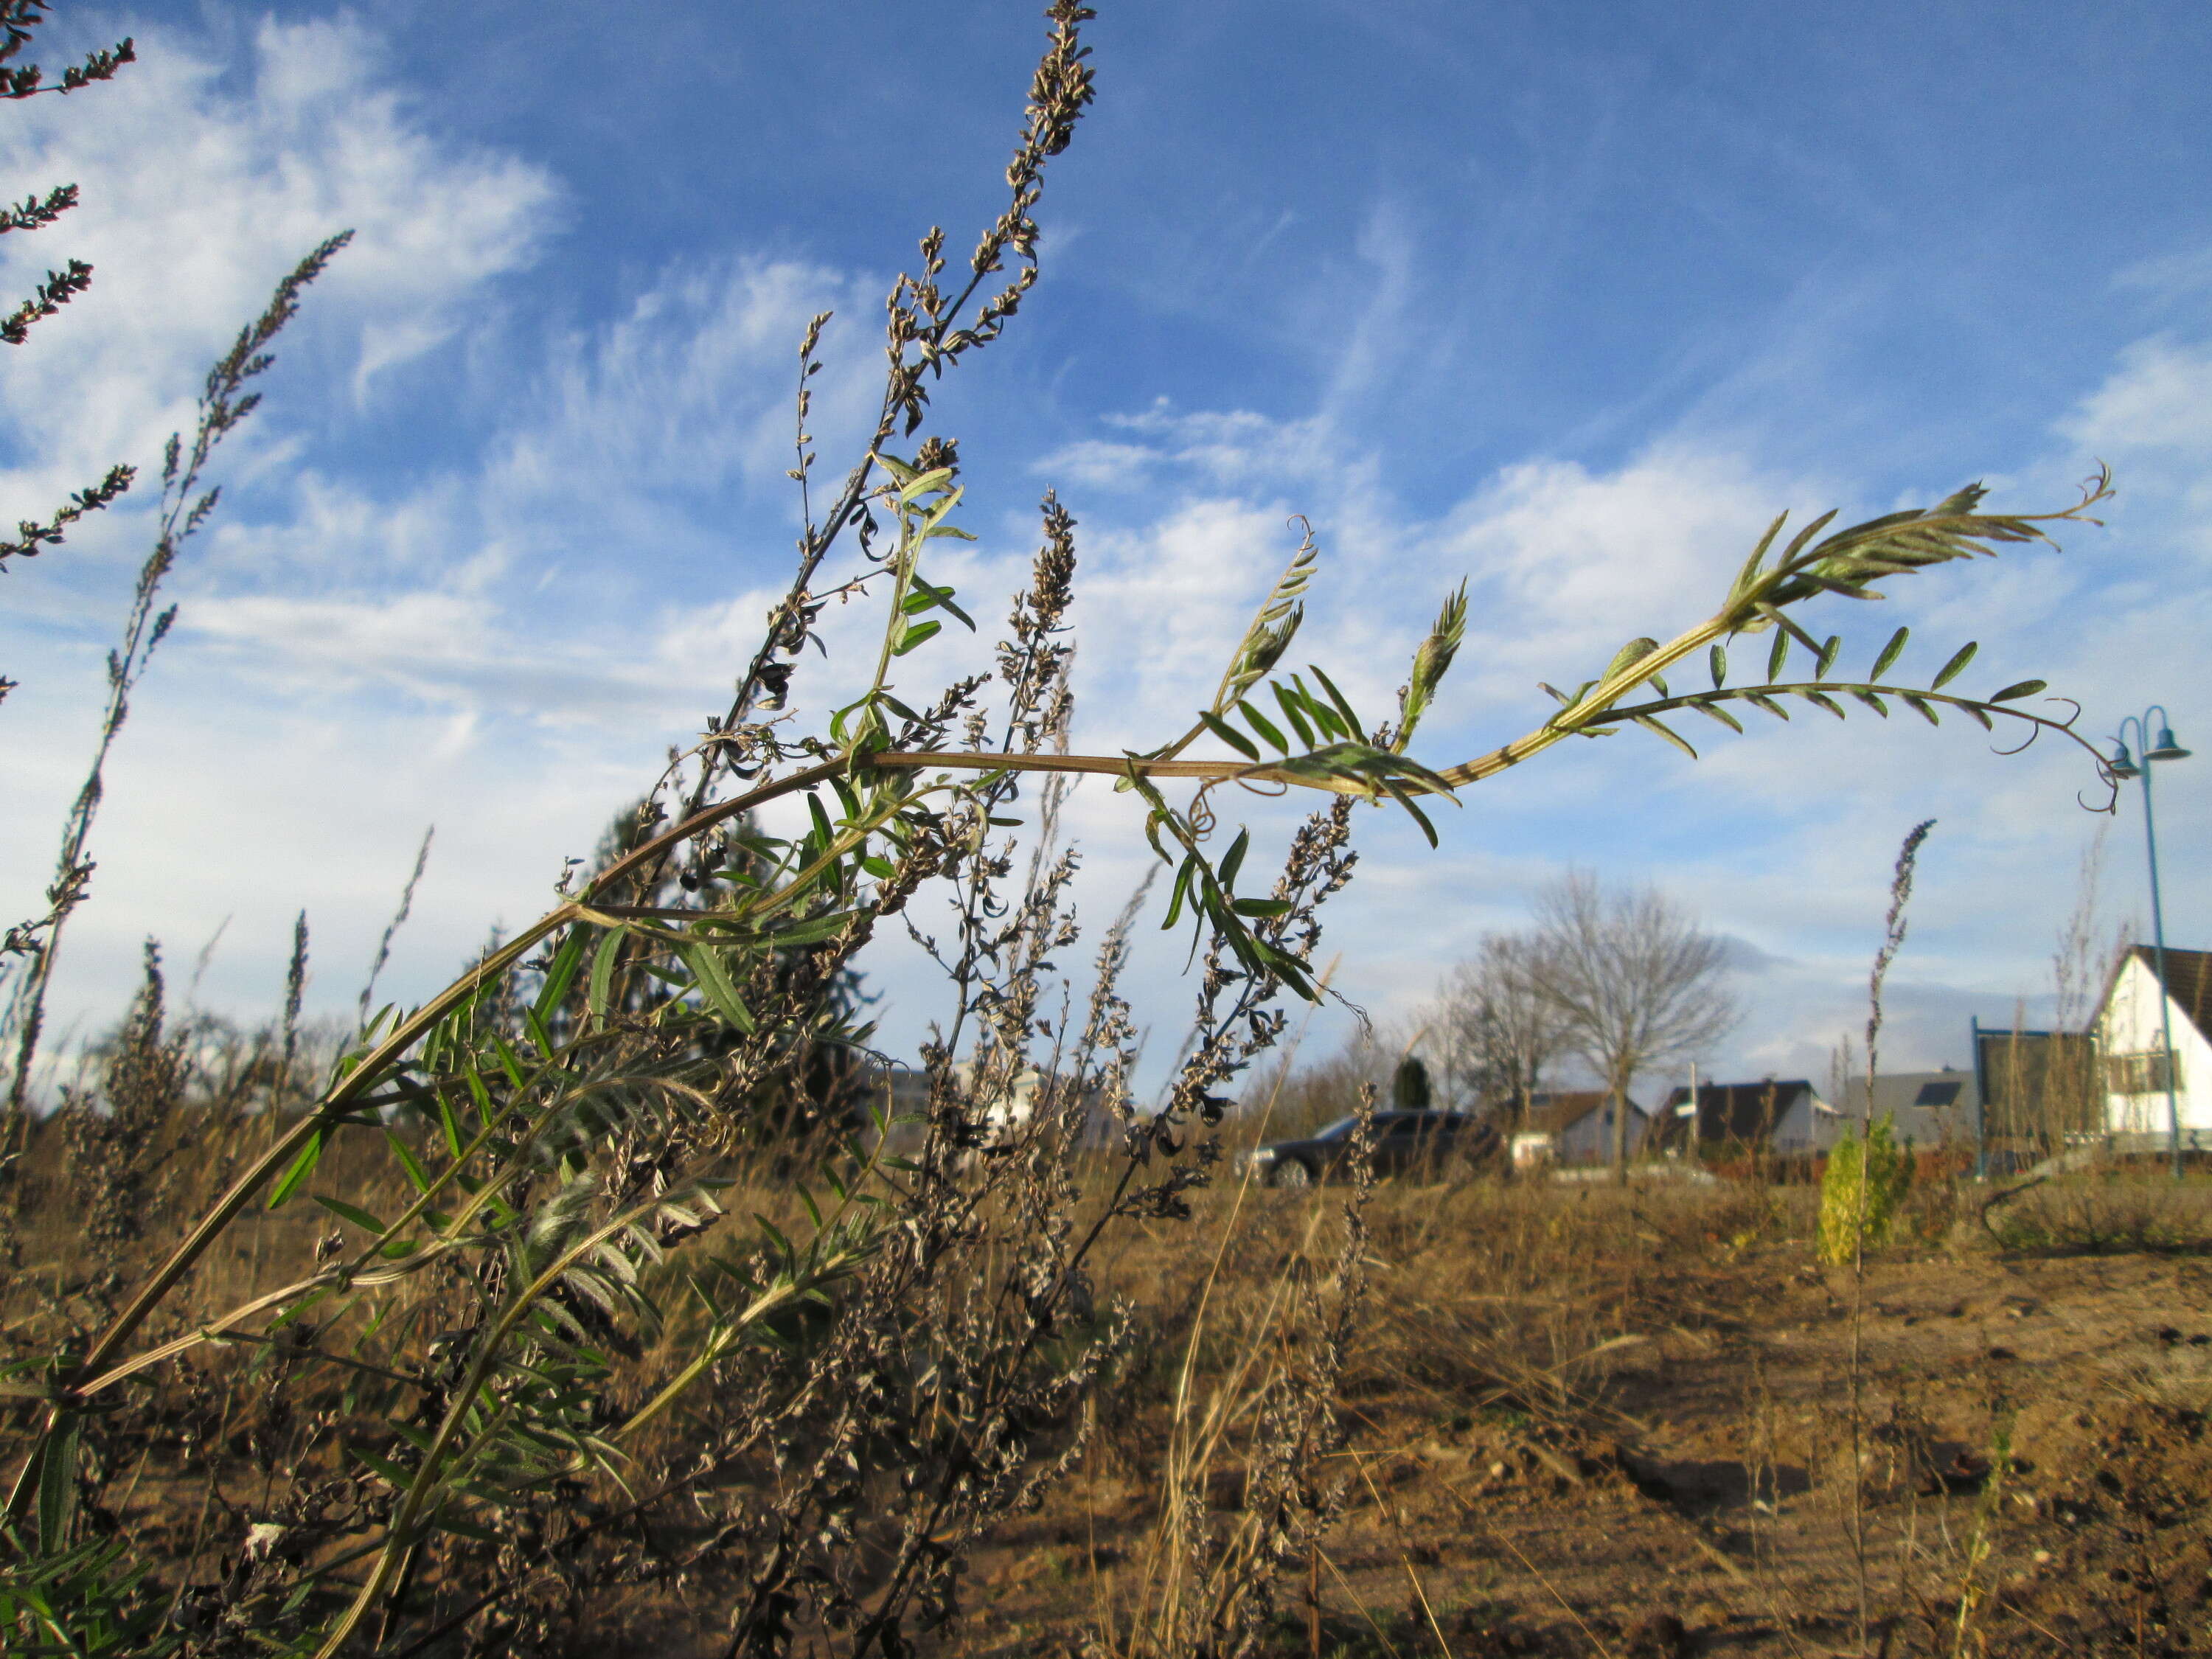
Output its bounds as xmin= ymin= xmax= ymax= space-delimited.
xmin=1244 ymin=1110 xmax=1498 ymax=1187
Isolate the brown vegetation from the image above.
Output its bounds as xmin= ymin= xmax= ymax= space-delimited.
xmin=9 ymin=1107 xmax=2211 ymax=1656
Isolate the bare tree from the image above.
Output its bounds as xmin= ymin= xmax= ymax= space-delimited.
xmin=1433 ymin=933 xmax=1569 ymax=1130
xmin=1520 ymin=871 xmax=1739 ymax=1173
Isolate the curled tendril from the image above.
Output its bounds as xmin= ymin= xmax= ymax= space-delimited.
xmin=1990 ymin=695 xmax=2081 ymax=757
xmin=1184 ymin=786 xmax=1220 ymax=841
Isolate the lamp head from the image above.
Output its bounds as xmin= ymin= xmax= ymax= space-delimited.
xmin=2149 ymin=725 xmax=2192 ymax=763
xmin=2110 ymin=740 xmax=2142 ymax=780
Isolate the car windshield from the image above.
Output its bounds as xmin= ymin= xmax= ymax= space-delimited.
xmin=1310 ymin=1116 xmax=1360 ymax=1142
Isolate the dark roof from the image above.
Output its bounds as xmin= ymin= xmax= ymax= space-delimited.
xmin=1840 ymin=1070 xmax=1980 ymax=1119
xmin=1517 ymin=1090 xmax=1645 ymax=1136
xmin=1657 ymin=1079 xmax=1815 ymax=1145
xmin=1838 ymin=1070 xmax=1980 ymax=1146
xmin=2118 ymin=945 xmax=2212 ymax=1045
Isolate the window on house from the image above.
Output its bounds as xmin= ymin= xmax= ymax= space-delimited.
xmin=1913 ymin=1081 xmax=1961 ymax=1107
xmin=2107 ymin=1050 xmax=2180 ymax=1096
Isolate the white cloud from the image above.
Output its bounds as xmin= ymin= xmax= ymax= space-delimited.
xmin=0 ymin=13 xmax=560 ymax=490
xmin=9 ymin=6 xmax=2212 ymax=1117
xmin=496 ymin=257 xmax=886 ymax=521
xmin=2066 ymin=337 xmax=2212 ymax=457
xmin=1030 ymin=438 xmax=1156 ymax=492
xmin=2115 ymin=246 xmax=2212 ymax=301
xmin=1000 ymin=321 xmax=2212 ymax=1092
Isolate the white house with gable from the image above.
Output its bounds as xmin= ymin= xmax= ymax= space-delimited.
xmin=2096 ymin=945 xmax=2212 ymax=1151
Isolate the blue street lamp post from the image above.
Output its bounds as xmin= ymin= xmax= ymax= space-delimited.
xmin=2109 ymin=709 xmax=2192 ymax=1179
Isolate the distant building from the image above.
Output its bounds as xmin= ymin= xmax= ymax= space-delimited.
xmin=1837 ymin=1068 xmax=1980 ymax=1148
xmin=2094 ymin=944 xmax=2212 ymax=1152
xmin=1969 ymin=1023 xmax=2101 ymax=1164
xmin=1656 ymin=1079 xmax=1842 ymax=1155
xmin=1509 ymin=1089 xmax=1649 ymax=1166
xmin=865 ymin=1060 xmax=1111 ymax=1152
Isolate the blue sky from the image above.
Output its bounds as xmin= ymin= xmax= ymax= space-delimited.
xmin=4 ymin=1 xmax=2211 ymax=1099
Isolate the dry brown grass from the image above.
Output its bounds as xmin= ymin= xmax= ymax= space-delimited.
xmin=10 ymin=1106 xmax=2212 ymax=1656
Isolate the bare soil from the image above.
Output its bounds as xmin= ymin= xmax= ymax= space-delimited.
xmin=11 ymin=1147 xmax=2211 ymax=1658
xmin=968 ymin=1218 xmax=2212 ymax=1658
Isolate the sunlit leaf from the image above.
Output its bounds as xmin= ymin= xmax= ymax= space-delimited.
xmin=531 ymin=927 xmax=590 ymax=1024
xmin=1632 ymin=714 xmax=1697 ymax=759
xmin=386 ymin=1130 xmax=432 ymax=1194
xmin=1604 ymin=637 xmax=1660 ymax=681
xmin=1197 ymin=710 xmax=1259 ymax=761
xmin=902 ymin=576 xmax=974 ymax=629
xmin=1931 ymin=641 xmax=1977 ymax=689
xmin=269 ymin=1126 xmax=332 ymax=1209
xmin=1307 ymin=664 xmax=1365 ymax=740
xmin=585 ymin=928 xmax=625 ymax=1023
xmin=1215 ymin=830 xmax=1251 ymax=894
xmin=313 ymin=1195 xmax=390 ymax=1236
xmin=1238 ymin=700 xmax=1290 ymax=755
xmin=891 ymin=619 xmax=942 ymax=656
xmin=1731 ymin=512 xmax=1788 ymax=597
xmin=676 ymin=942 xmax=756 ymax=1034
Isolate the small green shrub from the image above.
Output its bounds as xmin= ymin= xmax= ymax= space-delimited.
xmin=1818 ymin=1112 xmax=1911 ymax=1265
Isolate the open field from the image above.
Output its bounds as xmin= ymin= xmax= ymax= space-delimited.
xmin=8 ymin=1117 xmax=2208 ymax=1658
xmin=1034 ymin=1175 xmax=2212 ymax=1659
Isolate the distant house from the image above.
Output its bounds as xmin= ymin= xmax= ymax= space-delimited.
xmin=1509 ymin=1089 xmax=1650 ymax=1166
xmin=1969 ymin=1024 xmax=2102 ymax=1155
xmin=2095 ymin=945 xmax=2212 ymax=1152
xmin=1657 ymin=1079 xmax=1842 ymax=1155
xmin=1838 ymin=1068 xmax=1980 ymax=1148
xmin=867 ymin=1060 xmax=1058 ymax=1152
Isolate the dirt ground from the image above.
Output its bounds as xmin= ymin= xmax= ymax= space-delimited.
xmin=11 ymin=1145 xmax=2211 ymax=1658
xmin=963 ymin=1220 xmax=2212 ymax=1658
